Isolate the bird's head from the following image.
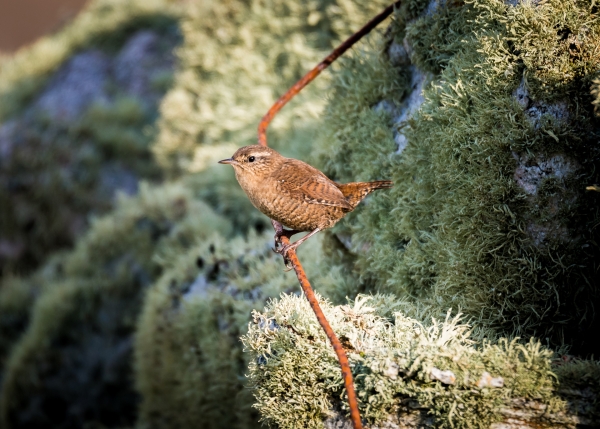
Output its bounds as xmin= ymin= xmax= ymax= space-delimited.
xmin=218 ymin=145 xmax=283 ymax=178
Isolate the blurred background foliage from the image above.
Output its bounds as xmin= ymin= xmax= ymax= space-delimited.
xmin=0 ymin=0 xmax=181 ymax=275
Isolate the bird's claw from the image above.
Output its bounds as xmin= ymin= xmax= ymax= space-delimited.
xmin=273 ymin=229 xmax=300 ymax=250
xmin=273 ymin=241 xmax=295 ymax=270
xmin=275 ymin=244 xmax=291 ymax=261
xmin=275 ymin=243 xmax=293 ymax=258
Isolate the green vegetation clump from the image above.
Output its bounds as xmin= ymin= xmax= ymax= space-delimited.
xmin=0 ymin=98 xmax=161 ymax=274
xmin=0 ymin=180 xmax=231 ymax=429
xmin=0 ymin=277 xmax=35 ymax=375
xmin=0 ymin=252 xmax=69 ymax=374
xmin=184 ymin=166 xmax=274 ymax=235
xmin=0 ymin=0 xmax=181 ymax=275
xmin=135 ymin=233 xmax=341 ymax=429
xmin=315 ymin=0 xmax=600 ymax=353
xmin=152 ymin=0 xmax=393 ymax=176
xmin=244 ymin=294 xmax=585 ymax=428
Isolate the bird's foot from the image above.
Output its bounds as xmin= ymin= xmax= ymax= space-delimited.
xmin=275 ymin=242 xmax=297 ymax=258
xmin=274 ymin=242 xmax=299 ymax=270
xmin=273 ymin=229 xmax=300 ymax=252
xmin=282 ymin=260 xmax=293 ymax=272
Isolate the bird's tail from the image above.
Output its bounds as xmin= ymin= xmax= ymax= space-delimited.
xmin=336 ymin=180 xmax=393 ymax=208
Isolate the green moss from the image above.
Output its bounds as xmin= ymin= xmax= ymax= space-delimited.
xmin=405 ymin=1 xmax=472 ymax=74
xmin=61 ymin=181 xmax=232 ymax=279
xmin=0 ymin=98 xmax=163 ymax=274
xmin=134 ymin=232 xmax=344 ymax=429
xmin=0 ymin=277 xmax=141 ymax=428
xmin=151 ymin=0 xmax=394 ymax=176
xmin=0 ymin=254 xmax=67 ymax=380
xmin=243 ymin=294 xmax=571 ymax=428
xmin=553 ymin=358 xmax=600 ymax=410
xmin=314 ymin=0 xmax=600 ymax=353
xmin=0 ymin=180 xmax=232 ymax=428
xmin=185 ymin=166 xmax=273 ymax=235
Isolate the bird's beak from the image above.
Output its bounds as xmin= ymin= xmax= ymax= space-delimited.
xmin=218 ymin=158 xmax=235 ymax=165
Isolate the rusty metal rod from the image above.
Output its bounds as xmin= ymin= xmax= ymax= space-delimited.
xmin=258 ymin=1 xmax=401 ymax=147
xmin=271 ymin=220 xmax=362 ymax=427
xmin=257 ymin=3 xmax=401 ymax=428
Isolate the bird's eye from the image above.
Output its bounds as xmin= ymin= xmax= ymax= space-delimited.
xmin=248 ymin=156 xmax=255 ymax=162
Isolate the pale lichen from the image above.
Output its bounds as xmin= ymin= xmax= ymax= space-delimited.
xmin=243 ymin=294 xmax=567 ymax=429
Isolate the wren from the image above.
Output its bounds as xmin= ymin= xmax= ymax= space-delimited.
xmin=219 ymin=145 xmax=392 ymax=257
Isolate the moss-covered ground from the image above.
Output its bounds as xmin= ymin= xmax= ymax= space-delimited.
xmin=135 ymin=232 xmax=343 ymax=429
xmin=314 ymin=0 xmax=600 ymax=354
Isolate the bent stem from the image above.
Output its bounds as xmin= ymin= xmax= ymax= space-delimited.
xmin=257 ymin=3 xmax=401 ymax=428
xmin=257 ymin=1 xmax=401 ymax=147
xmin=271 ymin=220 xmax=362 ymax=427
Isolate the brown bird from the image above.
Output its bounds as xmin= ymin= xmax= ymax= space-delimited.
xmin=219 ymin=145 xmax=392 ymax=257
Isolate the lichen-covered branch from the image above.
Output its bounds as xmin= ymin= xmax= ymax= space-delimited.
xmin=242 ymin=294 xmax=600 ymax=429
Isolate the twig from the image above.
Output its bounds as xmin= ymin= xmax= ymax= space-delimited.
xmin=271 ymin=220 xmax=362 ymax=427
xmin=258 ymin=1 xmax=401 ymax=147
xmin=257 ymin=3 xmax=401 ymax=429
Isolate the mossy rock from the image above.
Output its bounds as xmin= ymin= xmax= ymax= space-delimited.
xmin=243 ymin=294 xmax=600 ymax=428
xmin=0 ymin=0 xmax=180 ymax=275
xmin=134 ymin=232 xmax=346 ymax=429
xmin=0 ymin=180 xmax=231 ymax=429
xmin=314 ymin=0 xmax=600 ymax=353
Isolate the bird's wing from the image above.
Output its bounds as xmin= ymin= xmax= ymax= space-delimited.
xmin=275 ymin=160 xmax=353 ymax=211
